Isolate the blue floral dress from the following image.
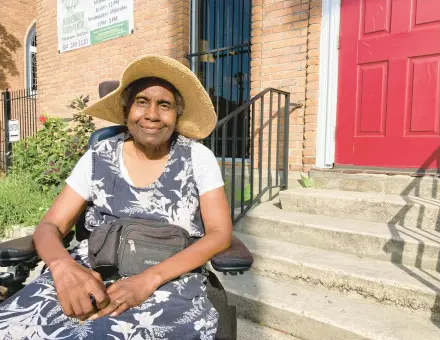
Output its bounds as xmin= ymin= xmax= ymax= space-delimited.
xmin=0 ymin=133 xmax=219 ymax=340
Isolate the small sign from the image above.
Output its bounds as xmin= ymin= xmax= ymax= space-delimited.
xmin=8 ymin=120 xmax=20 ymax=142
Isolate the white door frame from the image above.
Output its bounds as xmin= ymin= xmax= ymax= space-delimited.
xmin=315 ymin=0 xmax=341 ymax=168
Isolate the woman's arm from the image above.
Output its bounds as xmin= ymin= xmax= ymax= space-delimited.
xmin=33 ymin=185 xmax=86 ymax=268
xmin=35 ymin=149 xmax=93 ymax=267
xmin=34 ymin=185 xmax=110 ymax=319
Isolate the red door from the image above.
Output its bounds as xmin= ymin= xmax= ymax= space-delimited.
xmin=336 ymin=0 xmax=440 ymax=169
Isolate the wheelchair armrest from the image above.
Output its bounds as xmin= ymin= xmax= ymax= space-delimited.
xmin=0 ymin=230 xmax=75 ymax=266
xmin=210 ymin=235 xmax=253 ymax=275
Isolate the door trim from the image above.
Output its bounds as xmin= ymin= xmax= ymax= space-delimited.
xmin=316 ymin=0 xmax=341 ymax=168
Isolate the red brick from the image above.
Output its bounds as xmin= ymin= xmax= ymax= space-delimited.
xmin=307 ymin=65 xmax=320 ymax=73
xmin=304 ymin=131 xmax=316 ymax=139
xmin=283 ymin=0 xmax=303 ymax=9
xmin=305 ymin=114 xmax=318 ymax=123
xmin=305 ymin=123 xmax=317 ymax=131
xmin=2 ymin=0 xmax=36 ymax=90
xmin=307 ymin=82 xmax=319 ymax=90
xmin=306 ymin=99 xmax=319 ymax=106
xmin=303 ymin=157 xmax=316 ymax=165
xmin=293 ymin=20 xmax=309 ymax=29
xmin=266 ymin=24 xmax=294 ymax=34
xmin=303 ymin=149 xmax=316 ymax=156
xmin=264 ymin=2 xmax=284 ymax=13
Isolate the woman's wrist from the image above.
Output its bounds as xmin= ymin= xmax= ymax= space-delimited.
xmin=142 ymin=267 xmax=164 ymax=289
xmin=47 ymin=257 xmax=76 ymax=273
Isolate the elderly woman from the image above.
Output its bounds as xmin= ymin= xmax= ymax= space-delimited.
xmin=0 ymin=55 xmax=232 ymax=339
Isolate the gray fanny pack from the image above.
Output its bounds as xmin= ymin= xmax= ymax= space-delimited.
xmin=88 ymin=218 xmax=192 ymax=277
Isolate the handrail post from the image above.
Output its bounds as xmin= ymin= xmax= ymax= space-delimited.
xmin=3 ymin=90 xmax=12 ymax=171
xmin=283 ymin=93 xmax=290 ymax=190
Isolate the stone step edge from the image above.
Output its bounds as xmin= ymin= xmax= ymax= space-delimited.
xmin=278 ymin=188 xmax=440 ymax=230
xmin=240 ymin=202 xmax=440 ymax=248
xmin=220 ymin=272 xmax=440 ymax=340
xmin=237 ymin=317 xmax=301 ymax=340
xmin=280 ymin=187 xmax=440 ymax=207
xmin=235 ymin=231 xmax=440 ymax=318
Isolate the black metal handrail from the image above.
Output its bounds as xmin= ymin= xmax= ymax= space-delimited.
xmin=204 ymin=88 xmax=298 ymax=224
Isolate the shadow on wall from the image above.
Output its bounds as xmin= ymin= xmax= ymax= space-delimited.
xmin=0 ymin=24 xmax=21 ymax=90
xmin=383 ymin=146 xmax=440 ymax=328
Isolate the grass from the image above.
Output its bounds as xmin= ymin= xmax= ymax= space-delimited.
xmin=0 ymin=174 xmax=54 ymax=233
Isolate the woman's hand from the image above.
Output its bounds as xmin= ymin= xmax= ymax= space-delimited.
xmin=50 ymin=259 xmax=110 ymax=321
xmin=87 ymin=270 xmax=162 ymax=320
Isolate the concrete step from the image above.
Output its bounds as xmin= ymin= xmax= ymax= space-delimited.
xmin=235 ymin=202 xmax=440 ymax=271
xmin=279 ymin=188 xmax=440 ymax=230
xmin=220 ymin=272 xmax=440 ymax=340
xmin=309 ymin=170 xmax=440 ymax=198
xmin=237 ymin=317 xmax=301 ymax=340
xmin=235 ymin=231 xmax=440 ymax=318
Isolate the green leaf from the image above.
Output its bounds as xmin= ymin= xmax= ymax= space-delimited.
xmin=234 ymin=184 xmax=253 ymax=201
xmin=300 ymin=174 xmax=314 ymax=188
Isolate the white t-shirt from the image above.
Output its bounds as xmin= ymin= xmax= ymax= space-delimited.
xmin=66 ymin=141 xmax=224 ymax=201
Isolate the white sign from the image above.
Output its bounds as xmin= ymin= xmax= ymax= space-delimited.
xmin=8 ymin=120 xmax=20 ymax=143
xmin=57 ymin=0 xmax=134 ymax=53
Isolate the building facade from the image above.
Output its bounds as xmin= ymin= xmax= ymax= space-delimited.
xmin=1 ymin=0 xmax=37 ymax=91
xmin=32 ymin=0 xmax=321 ymax=172
xmin=3 ymin=0 xmax=439 ymax=172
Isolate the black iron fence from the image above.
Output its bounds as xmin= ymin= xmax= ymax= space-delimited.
xmin=0 ymin=89 xmax=38 ymax=171
xmin=204 ymin=88 xmax=300 ymax=224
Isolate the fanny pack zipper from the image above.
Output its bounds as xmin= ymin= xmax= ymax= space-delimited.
xmin=117 ymin=234 xmax=123 ymax=254
xmin=128 ymin=239 xmax=136 ymax=254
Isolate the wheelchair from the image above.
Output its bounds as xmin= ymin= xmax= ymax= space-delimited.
xmin=0 ymin=81 xmax=254 ymax=340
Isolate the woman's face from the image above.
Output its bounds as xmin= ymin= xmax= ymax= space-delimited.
xmin=126 ymin=79 xmax=178 ymax=148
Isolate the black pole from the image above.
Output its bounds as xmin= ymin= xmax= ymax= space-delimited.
xmin=283 ymin=94 xmax=290 ymax=189
xmin=3 ymin=90 xmax=12 ymax=170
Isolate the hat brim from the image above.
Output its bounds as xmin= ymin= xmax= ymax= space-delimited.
xmin=84 ymin=55 xmax=217 ymax=140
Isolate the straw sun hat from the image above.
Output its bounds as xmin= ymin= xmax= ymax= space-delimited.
xmin=84 ymin=55 xmax=217 ymax=140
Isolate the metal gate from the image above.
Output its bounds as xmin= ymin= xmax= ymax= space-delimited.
xmin=0 ymin=89 xmax=38 ymax=171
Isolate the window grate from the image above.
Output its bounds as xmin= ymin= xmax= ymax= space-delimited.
xmin=189 ymin=0 xmax=251 ymax=158
xmin=27 ymin=26 xmax=37 ymax=91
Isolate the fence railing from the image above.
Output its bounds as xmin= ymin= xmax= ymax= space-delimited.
xmin=204 ymin=88 xmax=301 ymax=224
xmin=0 ymin=89 xmax=38 ymax=171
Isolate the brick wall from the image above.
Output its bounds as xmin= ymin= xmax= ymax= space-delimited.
xmin=251 ymin=0 xmax=322 ymax=172
xmin=0 ymin=0 xmax=37 ymax=91
xmin=36 ymin=0 xmax=190 ymax=122
xmin=36 ymin=0 xmax=323 ymax=171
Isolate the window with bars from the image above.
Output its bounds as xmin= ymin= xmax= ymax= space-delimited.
xmin=26 ymin=26 xmax=37 ymax=92
xmin=189 ymin=0 xmax=251 ymax=158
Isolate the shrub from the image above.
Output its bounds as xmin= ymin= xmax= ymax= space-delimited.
xmin=10 ymin=95 xmax=95 ymax=194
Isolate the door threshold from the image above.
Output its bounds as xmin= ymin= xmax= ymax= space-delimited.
xmin=315 ymin=165 xmax=440 ymax=177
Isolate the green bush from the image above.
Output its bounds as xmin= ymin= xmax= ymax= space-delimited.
xmin=0 ymin=96 xmax=94 ymax=229
xmin=0 ymin=174 xmax=54 ymax=230
xmin=10 ymin=95 xmax=95 ymax=195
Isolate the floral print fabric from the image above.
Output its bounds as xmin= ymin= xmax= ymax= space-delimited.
xmin=0 ymin=133 xmax=218 ymax=339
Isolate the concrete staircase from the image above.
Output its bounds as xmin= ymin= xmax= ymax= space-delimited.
xmin=219 ymin=171 xmax=440 ymax=339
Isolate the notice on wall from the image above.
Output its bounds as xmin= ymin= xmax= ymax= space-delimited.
xmin=8 ymin=120 xmax=20 ymax=143
xmin=57 ymin=0 xmax=134 ymax=53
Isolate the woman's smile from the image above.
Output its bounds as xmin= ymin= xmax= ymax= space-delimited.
xmin=137 ymin=124 xmax=164 ymax=134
